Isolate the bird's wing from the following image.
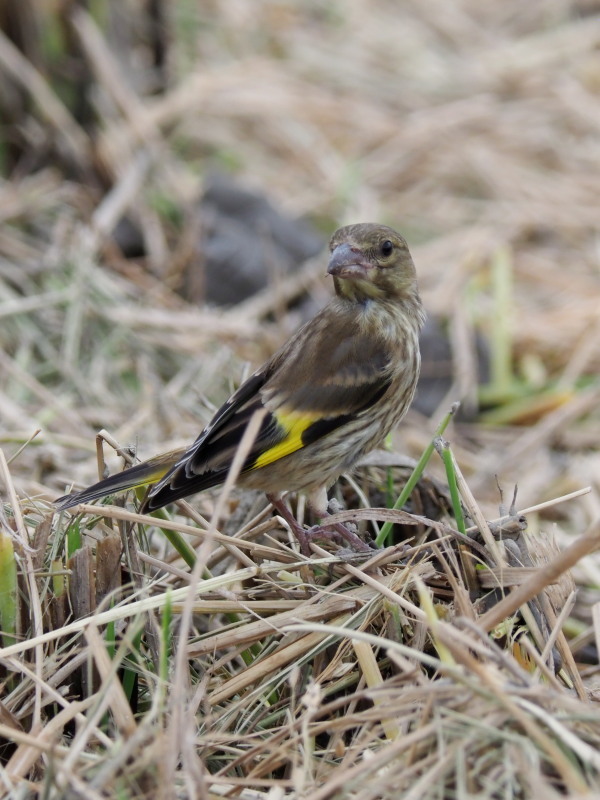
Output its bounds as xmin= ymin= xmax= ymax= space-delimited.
xmin=252 ymin=309 xmax=395 ymax=466
xmin=145 ymin=309 xmax=394 ymax=508
xmin=263 ymin=307 xmax=393 ymax=415
xmin=144 ymin=368 xmax=279 ymax=507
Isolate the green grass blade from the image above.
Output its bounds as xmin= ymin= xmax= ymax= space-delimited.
xmin=0 ymin=531 xmax=18 ymax=648
xmin=434 ymin=437 xmax=466 ymax=535
xmin=375 ymin=402 xmax=459 ymax=546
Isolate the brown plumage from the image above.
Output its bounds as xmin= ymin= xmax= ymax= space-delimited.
xmin=56 ymin=223 xmax=425 ymax=553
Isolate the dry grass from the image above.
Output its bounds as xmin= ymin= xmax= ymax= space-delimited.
xmin=1 ymin=1 xmax=600 ymax=798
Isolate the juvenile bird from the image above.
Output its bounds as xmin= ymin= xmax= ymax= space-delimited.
xmin=56 ymin=223 xmax=425 ymax=553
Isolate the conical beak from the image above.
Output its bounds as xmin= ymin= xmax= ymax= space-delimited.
xmin=327 ymin=243 xmax=371 ymax=279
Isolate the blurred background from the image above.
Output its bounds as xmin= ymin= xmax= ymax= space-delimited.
xmin=1 ymin=0 xmax=599 ymax=532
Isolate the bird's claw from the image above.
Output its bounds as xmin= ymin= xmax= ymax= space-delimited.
xmin=305 ymin=522 xmax=374 ymax=554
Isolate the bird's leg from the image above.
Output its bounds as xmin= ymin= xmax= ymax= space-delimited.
xmin=267 ymin=494 xmax=312 ymax=555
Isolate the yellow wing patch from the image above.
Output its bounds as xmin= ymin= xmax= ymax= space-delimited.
xmin=142 ymin=450 xmax=185 ymax=480
xmin=131 ymin=465 xmax=172 ymax=488
xmin=253 ymin=409 xmax=321 ymax=469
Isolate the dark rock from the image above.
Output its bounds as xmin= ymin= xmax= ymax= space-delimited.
xmin=196 ymin=172 xmax=323 ymax=305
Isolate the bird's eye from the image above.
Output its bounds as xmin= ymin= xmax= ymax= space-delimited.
xmin=380 ymin=240 xmax=394 ymax=257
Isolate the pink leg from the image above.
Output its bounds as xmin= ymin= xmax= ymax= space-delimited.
xmin=267 ymin=494 xmax=312 ymax=554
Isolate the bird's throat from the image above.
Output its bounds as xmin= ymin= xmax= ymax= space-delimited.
xmin=333 ymin=276 xmax=385 ymax=303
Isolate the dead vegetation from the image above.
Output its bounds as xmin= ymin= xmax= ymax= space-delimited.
xmin=1 ymin=1 xmax=600 ymax=798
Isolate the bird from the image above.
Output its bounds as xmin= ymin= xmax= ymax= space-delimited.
xmin=55 ymin=223 xmax=425 ymax=554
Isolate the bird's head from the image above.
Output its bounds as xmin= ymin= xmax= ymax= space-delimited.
xmin=327 ymin=223 xmax=417 ymax=303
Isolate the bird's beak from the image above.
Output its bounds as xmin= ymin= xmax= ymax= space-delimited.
xmin=327 ymin=243 xmax=371 ymax=279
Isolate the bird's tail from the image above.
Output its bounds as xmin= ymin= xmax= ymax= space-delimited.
xmin=54 ymin=448 xmax=185 ymax=511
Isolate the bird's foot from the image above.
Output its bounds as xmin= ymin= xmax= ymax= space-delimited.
xmin=304 ymin=520 xmax=374 ymax=554
xmin=267 ymin=494 xmax=374 ymax=556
